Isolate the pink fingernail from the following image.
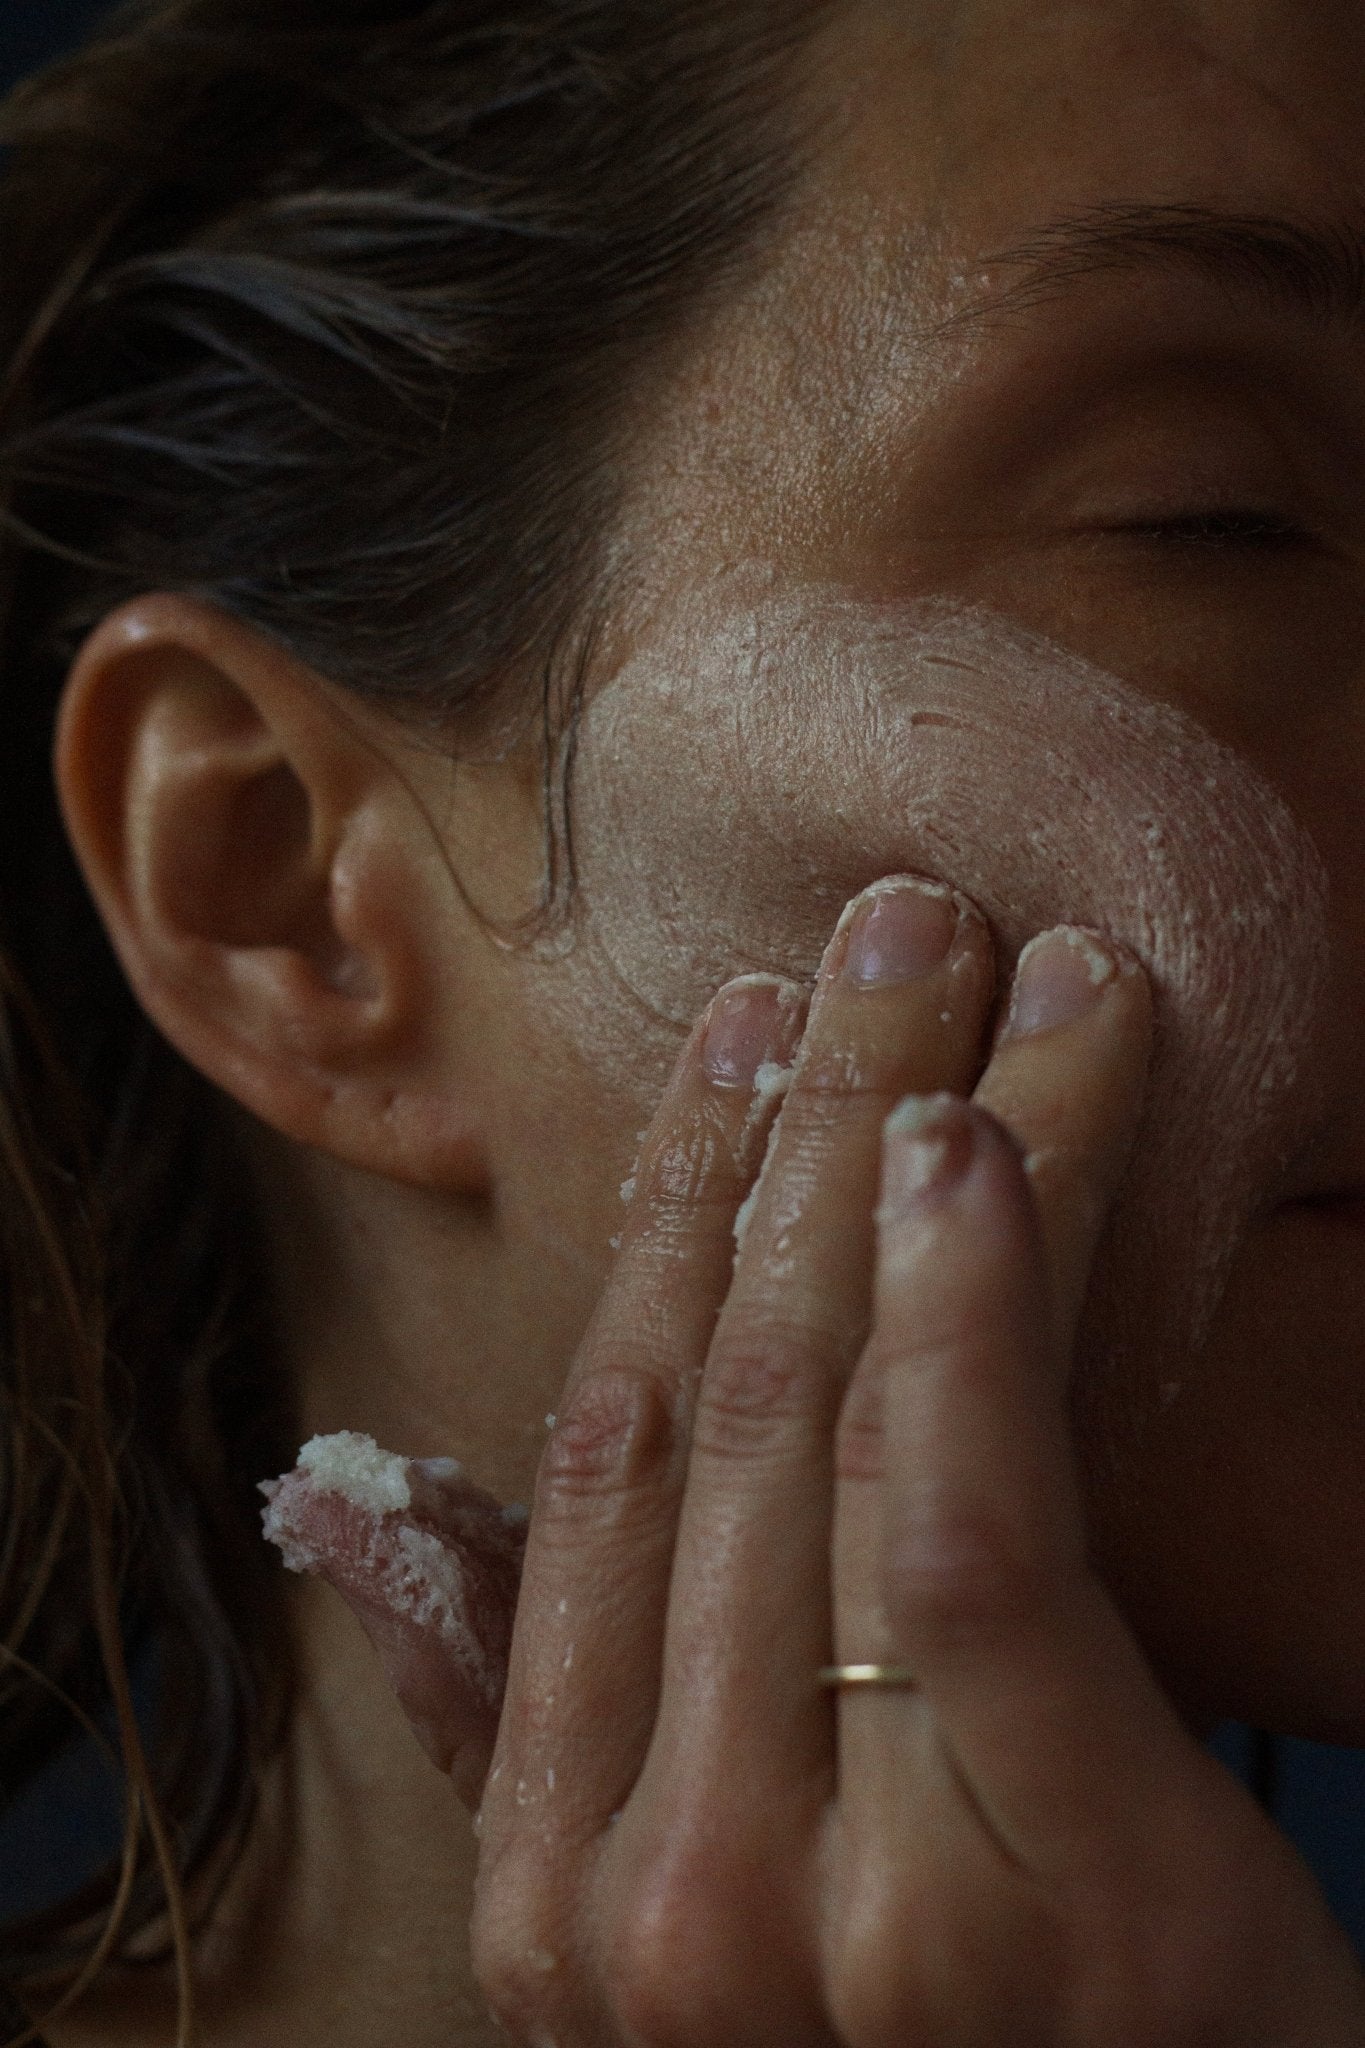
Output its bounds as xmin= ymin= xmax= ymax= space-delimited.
xmin=838 ymin=878 xmax=960 ymax=986
xmin=1002 ymin=926 xmax=1117 ymax=1040
xmin=701 ymin=974 xmax=804 ymax=1088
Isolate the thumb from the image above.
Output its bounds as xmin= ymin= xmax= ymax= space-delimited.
xmin=260 ymin=1433 xmax=526 ymax=1807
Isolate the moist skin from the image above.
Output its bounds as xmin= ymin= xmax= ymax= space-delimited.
xmin=547 ymin=574 xmax=1331 ymax=1428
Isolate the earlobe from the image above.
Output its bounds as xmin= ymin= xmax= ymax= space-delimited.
xmin=54 ymin=595 xmax=492 ymax=1194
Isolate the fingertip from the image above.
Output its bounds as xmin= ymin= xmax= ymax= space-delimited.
xmin=698 ymin=972 xmax=808 ymax=1090
xmin=877 ymin=1093 xmax=1028 ymax=1223
xmin=991 ymin=925 xmax=1154 ymax=1057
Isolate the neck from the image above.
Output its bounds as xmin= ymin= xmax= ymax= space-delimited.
xmin=207 ymin=1575 xmax=495 ymax=2044
xmin=48 ymin=1577 xmax=495 ymax=2048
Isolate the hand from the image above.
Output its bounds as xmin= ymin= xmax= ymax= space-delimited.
xmin=454 ymin=873 xmax=1365 ymax=2047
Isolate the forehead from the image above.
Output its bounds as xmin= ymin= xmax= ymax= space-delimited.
xmin=824 ymin=0 xmax=1365 ymax=234
xmin=616 ymin=1 xmax=1365 ymax=598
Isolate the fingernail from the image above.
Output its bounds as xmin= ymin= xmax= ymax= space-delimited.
xmin=837 ymin=878 xmax=960 ymax=987
xmin=878 ymin=1093 xmax=974 ymax=1215
xmin=1002 ymin=927 xmax=1117 ymax=1040
xmin=701 ymin=974 xmax=804 ymax=1088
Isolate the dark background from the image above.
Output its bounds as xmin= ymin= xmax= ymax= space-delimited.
xmin=2 ymin=0 xmax=1365 ymax=1973
xmin=0 ymin=0 xmax=113 ymax=99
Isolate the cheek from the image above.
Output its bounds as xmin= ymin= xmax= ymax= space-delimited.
xmin=549 ymin=584 xmax=1330 ymax=1378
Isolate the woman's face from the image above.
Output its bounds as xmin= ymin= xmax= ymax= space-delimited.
xmin=453 ymin=0 xmax=1365 ymax=1742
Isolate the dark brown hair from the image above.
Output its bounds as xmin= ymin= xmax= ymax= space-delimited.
xmin=0 ymin=0 xmax=824 ymax=2033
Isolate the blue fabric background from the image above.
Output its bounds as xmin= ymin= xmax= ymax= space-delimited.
xmin=1206 ymin=1726 xmax=1365 ymax=1960
xmin=0 ymin=0 xmax=113 ymax=100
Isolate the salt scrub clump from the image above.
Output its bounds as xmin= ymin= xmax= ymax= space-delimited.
xmin=296 ymin=1430 xmax=412 ymax=1515
xmin=552 ymin=574 xmax=1331 ymax=1404
xmin=261 ymin=1433 xmax=527 ymax=1764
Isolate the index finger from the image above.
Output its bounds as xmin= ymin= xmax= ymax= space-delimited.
xmin=481 ymin=974 xmax=807 ymax=1845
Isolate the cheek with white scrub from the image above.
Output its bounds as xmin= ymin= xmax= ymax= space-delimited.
xmin=534 ymin=575 xmax=1330 ymax=1418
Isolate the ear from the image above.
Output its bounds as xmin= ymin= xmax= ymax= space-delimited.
xmin=55 ymin=595 xmax=491 ymax=1192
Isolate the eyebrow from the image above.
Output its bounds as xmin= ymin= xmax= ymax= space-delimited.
xmin=937 ymin=202 xmax=1365 ymax=340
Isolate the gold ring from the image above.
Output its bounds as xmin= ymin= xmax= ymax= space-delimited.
xmin=818 ymin=1663 xmax=918 ymax=1689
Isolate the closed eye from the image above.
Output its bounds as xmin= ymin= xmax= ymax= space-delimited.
xmin=1109 ymin=508 xmax=1313 ymax=549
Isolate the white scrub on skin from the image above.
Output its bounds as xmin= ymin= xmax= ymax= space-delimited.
xmin=547 ymin=574 xmax=1331 ymax=1420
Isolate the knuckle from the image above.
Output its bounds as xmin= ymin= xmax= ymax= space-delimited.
xmin=826 ymin=1856 xmax=1064 ymax=2048
xmin=766 ymin=1068 xmax=889 ymax=1173
xmin=605 ymin=1851 xmax=757 ymax=2046
xmin=693 ymin=1316 xmax=837 ymax=1463
xmin=536 ymin=1365 xmax=676 ymax=1512
xmin=825 ymin=1944 xmax=928 ymax=2047
xmin=757 ymin=1057 xmax=889 ymax=1173
xmin=871 ymin=1300 xmax=1020 ymax=1377
xmin=790 ymin=1041 xmax=886 ymax=1106
xmin=823 ymin=1868 xmax=948 ymax=2047
xmin=469 ymin=1860 xmax=570 ymax=2040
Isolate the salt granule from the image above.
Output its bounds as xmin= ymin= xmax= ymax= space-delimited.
xmin=391 ymin=1524 xmax=469 ymax=1641
xmin=734 ymin=1112 xmax=784 ymax=1249
xmin=733 ymin=1057 xmax=795 ymax=1249
xmin=296 ymin=1430 xmax=412 ymax=1514
xmin=752 ymin=1059 xmax=794 ymax=1108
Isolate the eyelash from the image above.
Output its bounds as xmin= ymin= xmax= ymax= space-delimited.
xmin=1110 ymin=508 xmax=1312 ymax=550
